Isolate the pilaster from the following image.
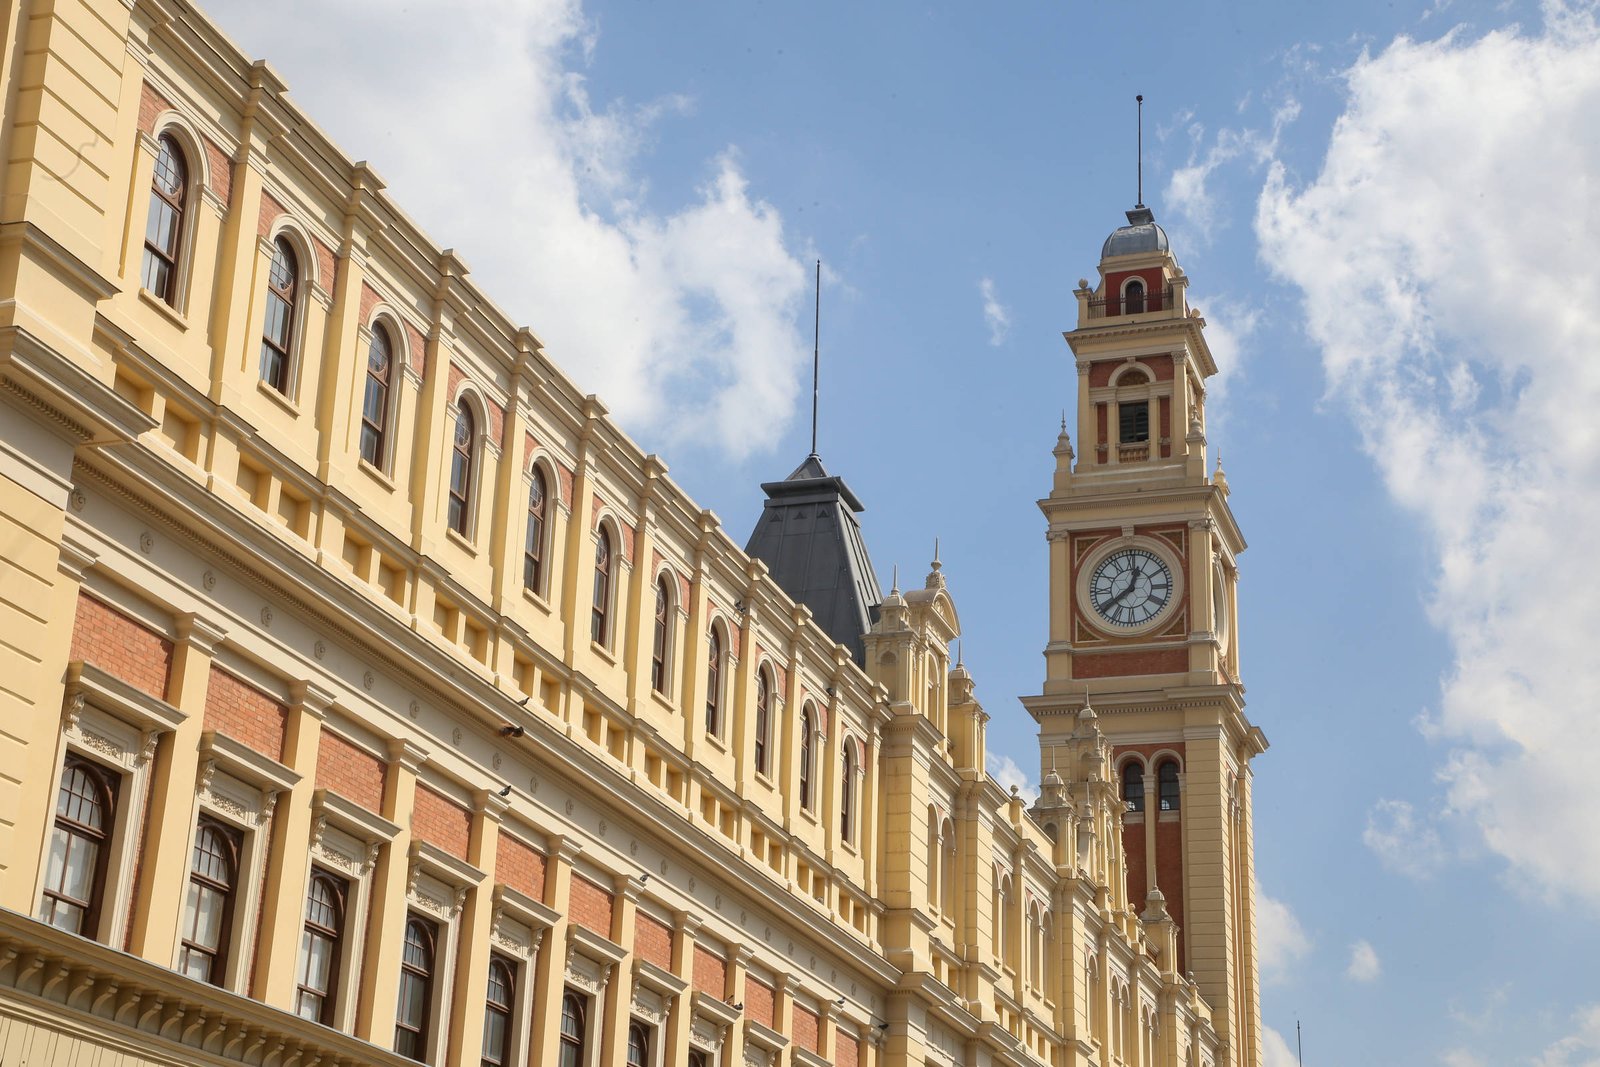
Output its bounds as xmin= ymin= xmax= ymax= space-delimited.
xmin=448 ymin=788 xmax=507 ymax=1061
xmin=354 ymin=736 xmax=426 ymax=1044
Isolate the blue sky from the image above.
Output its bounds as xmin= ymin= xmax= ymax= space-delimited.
xmin=204 ymin=0 xmax=1600 ymax=1061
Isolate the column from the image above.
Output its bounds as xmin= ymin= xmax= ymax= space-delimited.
xmin=528 ymin=836 xmax=583 ymax=1062
xmin=722 ymin=944 xmax=753 ymax=1067
xmin=666 ymin=912 xmax=702 ymax=1067
xmin=354 ymin=736 xmax=426 ymax=1043
xmin=254 ymin=678 xmax=333 ymax=1006
xmin=601 ymin=876 xmax=641 ymax=1063
xmin=448 ymin=789 xmax=508 ymax=1061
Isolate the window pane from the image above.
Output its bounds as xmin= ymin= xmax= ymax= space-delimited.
xmin=61 ymin=833 xmax=97 ymax=901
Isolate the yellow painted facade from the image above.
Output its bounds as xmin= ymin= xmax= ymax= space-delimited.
xmin=0 ymin=3 xmax=1261 ymax=1067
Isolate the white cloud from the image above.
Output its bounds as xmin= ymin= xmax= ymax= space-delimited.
xmin=1256 ymin=889 xmax=1312 ymax=984
xmin=1262 ymin=1025 xmax=1300 ymax=1067
xmin=978 ymin=277 xmax=1010 ymax=346
xmin=1346 ymin=939 xmax=1382 ymax=983
xmin=202 ymin=0 xmax=809 ymax=460
xmin=986 ymin=752 xmax=1038 ymax=805
xmin=1534 ymin=1004 xmax=1600 ymax=1067
xmin=1363 ymin=798 xmax=1448 ymax=879
xmin=1441 ymin=1052 xmax=1488 ymax=1067
xmin=1165 ymin=97 xmax=1300 ymax=241
xmin=1187 ymin=295 xmax=1261 ymax=441
xmin=1257 ymin=1 xmax=1600 ymax=906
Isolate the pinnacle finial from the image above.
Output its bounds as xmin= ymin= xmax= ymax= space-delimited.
xmin=931 ymin=537 xmax=941 ymax=571
xmin=956 ymin=638 xmax=964 ymax=668
xmin=890 ymin=564 xmax=900 ymax=596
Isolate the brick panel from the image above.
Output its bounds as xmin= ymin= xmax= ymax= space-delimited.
xmin=203 ymin=667 xmax=287 ymax=761
xmin=1072 ymin=647 xmax=1189 ymax=679
xmin=312 ymin=236 xmax=337 ymax=294
xmin=794 ymin=1005 xmax=819 ymax=1053
xmin=497 ymin=833 xmax=547 ymax=902
xmin=744 ymin=977 xmax=775 ymax=1029
xmin=569 ymin=875 xmax=614 ymax=938
xmin=407 ymin=321 xmax=428 ymax=378
xmin=257 ymin=190 xmax=285 ymax=238
xmin=314 ymin=730 xmax=387 ymax=812
xmin=413 ymin=784 xmax=472 ymax=861
xmin=1156 ymin=818 xmax=1186 ymax=974
xmin=360 ymin=281 xmax=382 ymax=324
xmin=137 ymin=82 xmax=172 ymax=136
xmin=692 ymin=945 xmax=726 ymax=997
xmin=69 ymin=593 xmax=172 ymax=700
xmin=202 ymin=136 xmax=231 ymax=204
xmin=837 ymin=1034 xmax=860 ymax=1067
xmin=634 ymin=912 xmax=672 ymax=970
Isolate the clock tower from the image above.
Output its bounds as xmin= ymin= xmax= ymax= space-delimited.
xmin=1023 ymin=204 xmax=1268 ymax=1067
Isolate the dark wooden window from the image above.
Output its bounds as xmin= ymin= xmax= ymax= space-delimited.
xmin=39 ymin=756 xmax=117 ymax=937
xmin=448 ymin=401 xmax=475 ymax=535
xmin=260 ymin=237 xmax=298 ymax=393
xmin=753 ymin=670 xmax=771 ymax=776
xmin=360 ymin=325 xmax=394 ymax=468
xmin=141 ymin=134 xmax=187 ymax=303
xmin=626 ymin=1021 xmax=650 ymax=1067
xmin=799 ymin=707 xmax=814 ymax=811
xmin=296 ymin=869 xmax=346 ymax=1024
xmin=1158 ymin=760 xmax=1181 ymax=811
xmin=524 ymin=469 xmax=548 ymax=592
xmin=1119 ymin=401 xmax=1149 ymax=444
xmin=394 ymin=915 xmax=436 ymax=1060
xmin=1124 ymin=279 xmax=1146 ymax=313
xmin=591 ymin=529 xmax=612 ymax=646
xmin=841 ymin=742 xmax=857 ymax=842
xmin=705 ymin=630 xmax=722 ymax=736
xmin=651 ymin=578 xmax=670 ymax=694
xmin=482 ymin=956 xmax=515 ymax=1066
xmin=1122 ymin=763 xmax=1145 ymax=813
xmin=178 ymin=817 xmax=241 ymax=984
xmin=559 ymin=992 xmax=585 ymax=1067
xmin=689 ymin=1052 xmax=708 ymax=1067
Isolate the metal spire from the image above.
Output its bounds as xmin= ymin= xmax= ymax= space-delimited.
xmin=1136 ymin=94 xmax=1145 ymax=208
xmin=810 ymin=259 xmax=821 ymax=458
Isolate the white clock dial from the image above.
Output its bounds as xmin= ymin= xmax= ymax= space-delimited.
xmin=1089 ymin=548 xmax=1174 ymax=627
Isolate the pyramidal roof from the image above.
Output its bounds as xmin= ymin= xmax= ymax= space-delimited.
xmin=745 ymin=454 xmax=883 ymax=664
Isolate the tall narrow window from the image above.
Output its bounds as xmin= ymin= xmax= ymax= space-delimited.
xmin=1158 ymin=760 xmax=1181 ymax=811
xmin=524 ymin=470 xmax=548 ymax=592
xmin=394 ymin=915 xmax=436 ymax=1060
xmin=179 ymin=818 xmax=240 ymax=984
xmin=689 ymin=1052 xmax=708 ymax=1067
xmin=1122 ymin=762 xmax=1145 ymax=813
xmin=799 ymin=706 xmax=814 ymax=811
xmin=626 ymin=1022 xmax=650 ymax=1067
xmin=260 ymin=237 xmax=298 ymax=393
xmin=940 ymin=818 xmax=956 ymax=915
xmin=591 ymin=529 xmax=612 ymax=646
xmin=840 ymin=742 xmax=857 ymax=843
xmin=705 ymin=630 xmax=722 ymax=736
xmin=1119 ymin=400 xmax=1149 ymax=444
xmin=651 ymin=578 xmax=670 ymax=694
xmin=1124 ymin=278 xmax=1146 ymax=313
xmin=448 ymin=400 xmax=475 ymax=535
xmin=142 ymin=134 xmax=187 ymax=303
xmin=39 ymin=756 xmax=116 ymax=936
xmin=296 ymin=869 xmax=346 ymax=1024
xmin=482 ymin=957 xmax=515 ymax=1067
xmin=559 ymin=992 xmax=586 ymax=1067
xmin=753 ymin=670 xmax=771 ymax=775
xmin=360 ymin=325 xmax=393 ymax=468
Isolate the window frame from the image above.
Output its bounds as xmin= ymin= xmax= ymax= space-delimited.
xmin=296 ymin=866 xmax=349 ymax=1026
xmin=524 ymin=467 xmax=551 ymax=595
xmin=141 ymin=132 xmax=189 ymax=306
xmin=626 ymin=1019 xmax=651 ymax=1067
xmin=39 ymin=754 xmax=119 ymax=938
xmin=360 ymin=321 xmax=396 ymax=470
xmin=448 ymin=398 xmax=478 ymax=537
xmin=1122 ymin=760 xmax=1146 ymax=813
xmin=753 ymin=668 xmax=772 ymax=777
xmin=1122 ymin=277 xmax=1147 ymax=314
xmin=591 ymin=527 xmax=614 ymax=648
xmin=259 ymin=235 xmax=300 ymax=395
xmin=178 ymin=815 xmax=243 ymax=985
xmin=559 ymin=989 xmax=588 ymax=1067
xmin=482 ymin=955 xmax=517 ymax=1067
xmin=651 ymin=576 xmax=672 ymax=696
xmin=840 ymin=739 xmax=858 ymax=844
xmin=798 ymin=705 xmax=816 ymax=813
xmin=394 ymin=913 xmax=438 ymax=1060
xmin=1158 ymin=760 xmax=1181 ymax=812
xmin=704 ymin=627 xmax=724 ymax=738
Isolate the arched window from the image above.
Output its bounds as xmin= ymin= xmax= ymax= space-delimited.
xmin=626 ymin=1021 xmax=650 ymax=1067
xmin=798 ymin=705 xmax=815 ymax=811
xmin=360 ymin=324 xmax=394 ymax=468
xmin=394 ymin=916 xmax=436 ymax=1059
xmin=141 ymin=134 xmax=187 ymax=303
xmin=40 ymin=756 xmax=116 ymax=936
xmin=260 ymin=237 xmax=298 ymax=393
xmin=940 ymin=817 xmax=956 ymax=915
xmin=1029 ymin=904 xmax=1043 ymax=989
xmin=1122 ymin=762 xmax=1145 ymax=813
xmin=705 ymin=629 xmax=723 ymax=736
xmin=448 ymin=400 xmax=476 ymax=535
xmin=651 ymin=577 xmax=671 ymax=694
xmin=591 ymin=529 xmax=612 ymax=646
xmin=483 ymin=957 xmax=516 ymax=1066
xmin=295 ymin=868 xmax=346 ymax=1023
xmin=524 ymin=469 xmax=549 ymax=592
xmin=689 ymin=1052 xmax=708 ymax=1067
xmin=927 ymin=809 xmax=942 ymax=908
xmin=1042 ymin=915 xmax=1056 ymax=1000
xmin=1003 ymin=876 xmax=1016 ymax=967
xmin=559 ymin=992 xmax=586 ymax=1067
xmin=753 ymin=669 xmax=772 ymax=775
xmin=1124 ymin=278 xmax=1146 ymax=314
xmin=840 ymin=741 xmax=858 ymax=843
xmin=179 ymin=818 xmax=240 ymax=984
xmin=1158 ymin=760 xmax=1181 ymax=811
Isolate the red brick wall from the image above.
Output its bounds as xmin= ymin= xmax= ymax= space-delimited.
xmin=692 ymin=945 xmax=726 ymax=997
xmin=794 ymin=1005 xmax=820 ymax=1053
xmin=1159 ymin=396 xmax=1172 ymax=457
xmin=69 ymin=594 xmax=173 ymax=700
xmin=203 ymin=667 xmax=287 ymax=761
xmin=1156 ymin=816 xmax=1187 ymax=974
xmin=312 ymin=236 xmax=337 ymax=295
xmin=1115 ymin=742 xmax=1188 ymax=973
xmin=496 ymin=833 xmax=547 ymax=902
xmin=837 ymin=1034 xmax=860 ymax=1067
xmin=448 ymin=366 xmax=505 ymax=445
xmin=570 ymin=875 xmax=614 ymax=939
xmin=137 ymin=82 xmax=173 ymax=135
xmin=258 ymin=191 xmax=285 ymax=238
xmin=315 ymin=731 xmax=387 ymax=812
xmin=407 ymin=320 xmax=428 ymax=379
xmin=1073 ymin=647 xmax=1189 ymax=679
xmin=634 ymin=912 xmax=673 ymax=970
xmin=413 ymin=785 xmax=472 ymax=861
xmin=744 ymin=977 xmax=775 ymax=1028
xmin=203 ymin=137 xmax=231 ymax=204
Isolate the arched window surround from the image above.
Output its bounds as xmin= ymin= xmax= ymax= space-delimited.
xmin=1119 ymin=756 xmax=1147 ymax=815
xmin=446 ymin=386 xmax=490 ymax=541
xmin=939 ymin=816 xmax=957 ymax=916
xmin=650 ymin=571 xmax=675 ymax=698
xmin=522 ymin=455 xmax=564 ymax=602
xmin=257 ymin=219 xmax=322 ymax=402
xmin=590 ymin=520 xmax=621 ymax=650
xmin=358 ymin=318 xmax=399 ymax=473
xmin=140 ymin=116 xmax=212 ymax=314
xmin=1157 ymin=757 xmax=1183 ymax=812
xmin=798 ymin=703 xmax=818 ymax=813
xmin=840 ymin=736 xmax=862 ymax=845
xmin=1120 ymin=275 xmax=1148 ymax=314
xmin=704 ymin=622 xmax=728 ymax=739
xmin=753 ymin=664 xmax=776 ymax=778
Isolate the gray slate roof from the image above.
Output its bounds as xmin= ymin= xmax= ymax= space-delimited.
xmin=744 ymin=454 xmax=883 ymax=665
xmin=1101 ymin=205 xmax=1169 ymax=259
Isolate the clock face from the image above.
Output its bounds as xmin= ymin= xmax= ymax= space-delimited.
xmin=1088 ymin=548 xmax=1175 ymax=628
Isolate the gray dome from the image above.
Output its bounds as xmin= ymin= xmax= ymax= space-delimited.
xmin=1101 ymin=205 xmax=1168 ymax=259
